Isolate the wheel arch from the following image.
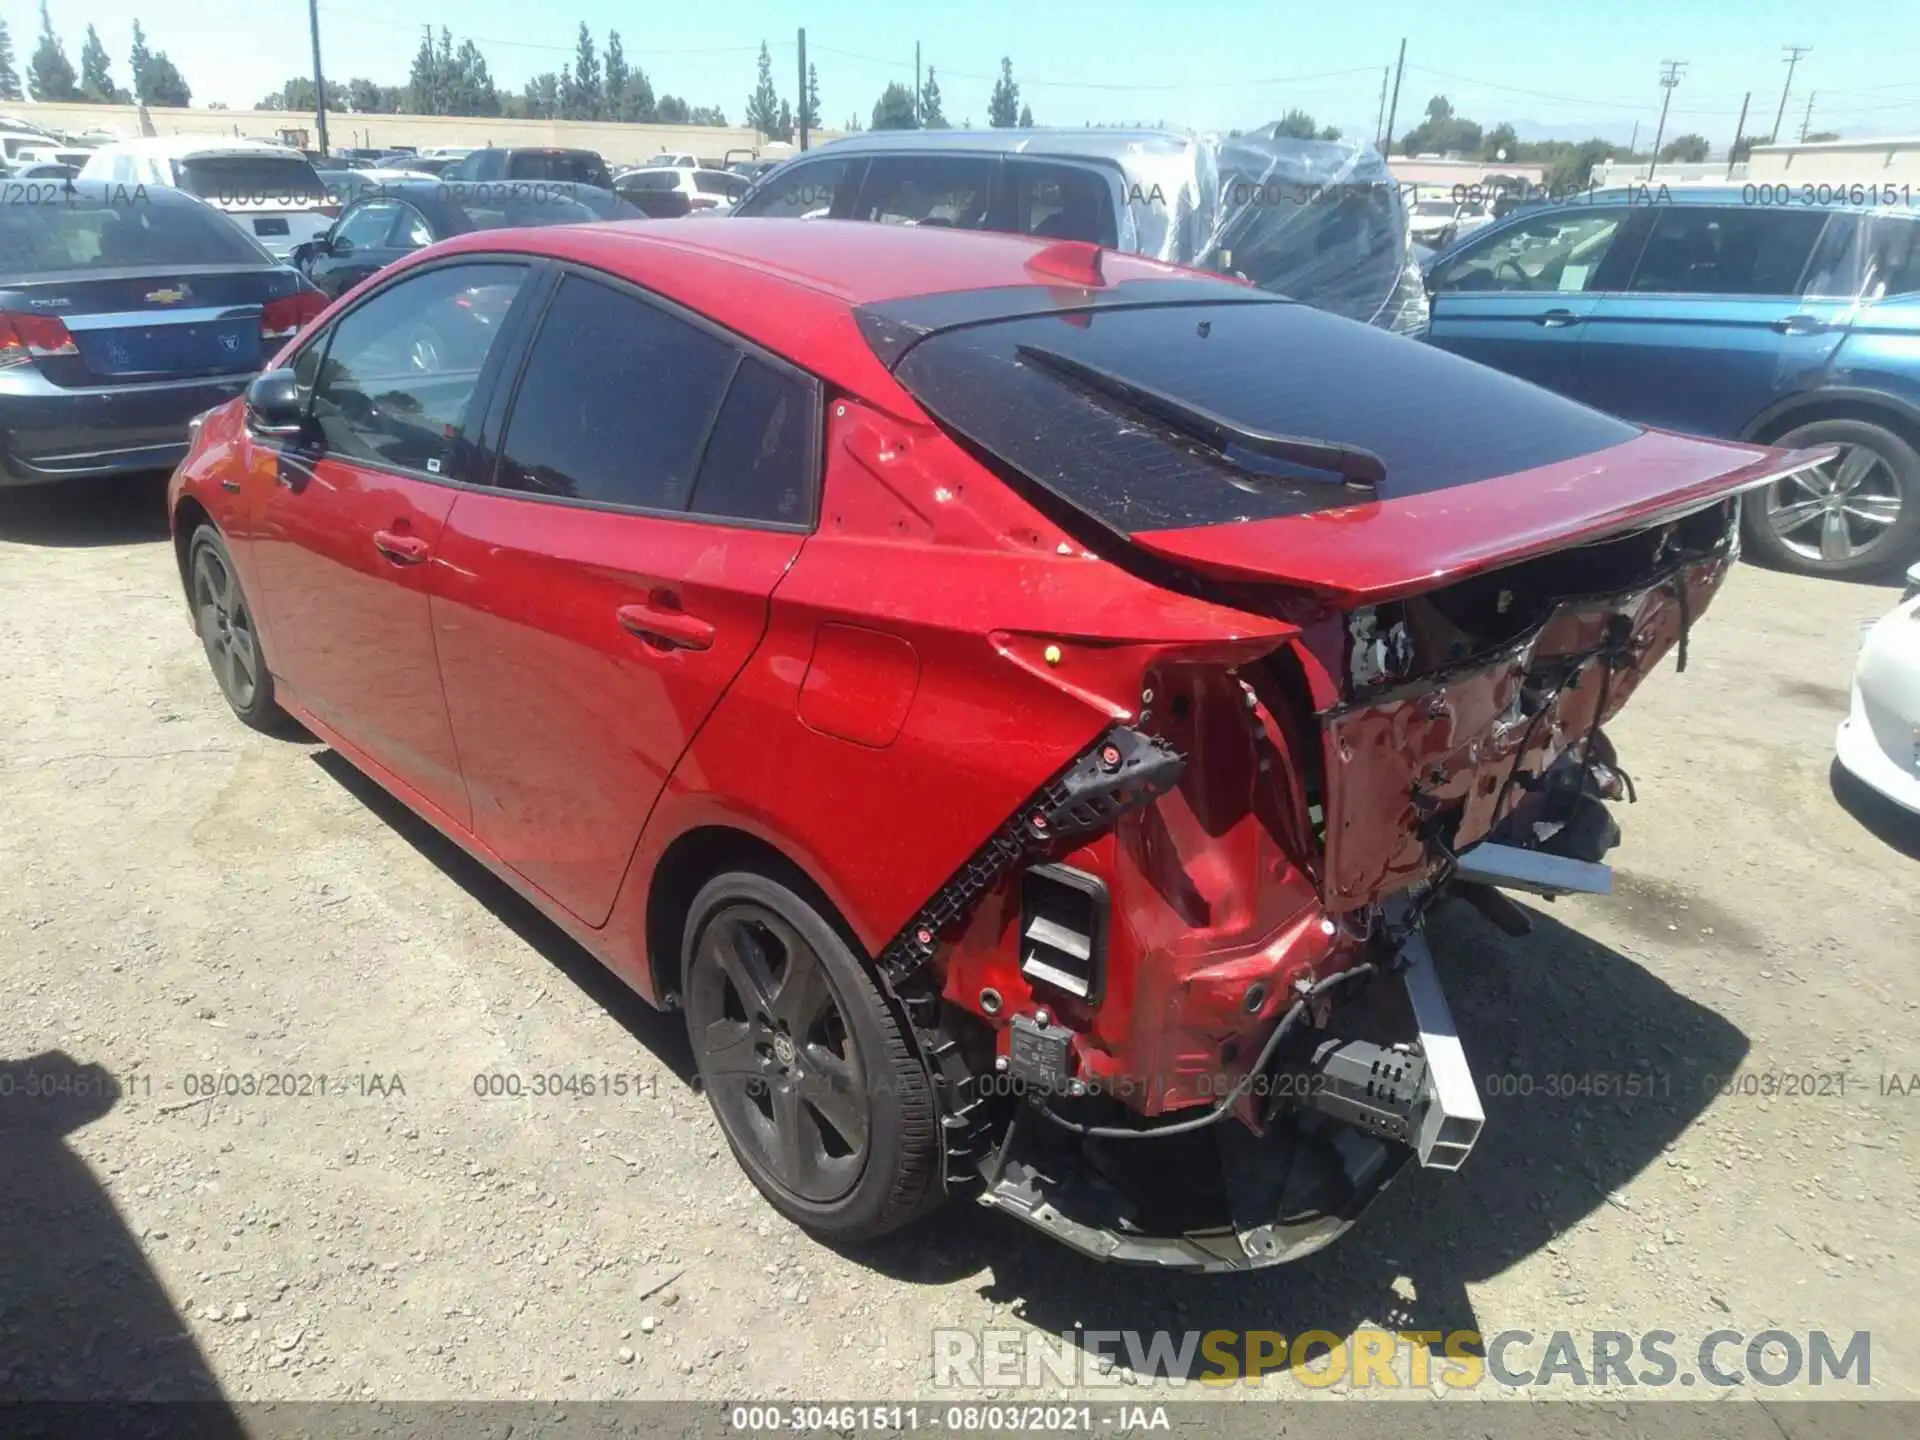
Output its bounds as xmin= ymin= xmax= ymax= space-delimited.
xmin=1742 ymin=387 xmax=1920 ymax=454
xmin=643 ymin=823 xmax=873 ymax=1009
xmin=172 ymin=493 xmax=214 ymax=594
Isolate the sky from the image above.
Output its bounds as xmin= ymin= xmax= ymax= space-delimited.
xmin=5 ymin=0 xmax=1919 ymax=150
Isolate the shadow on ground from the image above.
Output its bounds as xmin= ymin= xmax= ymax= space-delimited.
xmin=1830 ymin=759 xmax=1920 ymax=862
xmin=0 ymin=1052 xmax=244 ymax=1432
xmin=0 ymin=475 xmax=173 ymax=548
xmin=305 ymin=739 xmax=1746 ymax=1381
xmin=308 ymin=749 xmax=698 ymax=1086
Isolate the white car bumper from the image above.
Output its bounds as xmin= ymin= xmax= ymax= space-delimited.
xmin=1836 ymin=591 xmax=1920 ymax=814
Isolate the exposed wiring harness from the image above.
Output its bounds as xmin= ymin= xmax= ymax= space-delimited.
xmin=1026 ymin=962 xmax=1377 ymax=1141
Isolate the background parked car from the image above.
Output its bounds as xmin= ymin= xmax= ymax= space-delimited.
xmin=291 ymin=181 xmax=640 ymax=298
xmin=1423 ymin=188 xmax=1920 ymax=578
xmin=613 ymin=166 xmax=748 ymax=213
xmin=731 ymin=126 xmax=1427 ymax=332
xmin=1 ymin=180 xmax=324 ymax=485
xmin=441 ymin=147 xmax=612 ymax=188
xmin=78 ymin=137 xmax=335 ymax=261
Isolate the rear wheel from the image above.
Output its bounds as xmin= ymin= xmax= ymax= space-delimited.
xmin=1742 ymin=418 xmax=1920 ymax=578
xmin=189 ymin=525 xmax=285 ymax=731
xmin=682 ymin=871 xmax=941 ymax=1241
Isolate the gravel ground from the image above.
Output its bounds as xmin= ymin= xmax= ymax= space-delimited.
xmin=1 ymin=475 xmax=1916 ymax=1410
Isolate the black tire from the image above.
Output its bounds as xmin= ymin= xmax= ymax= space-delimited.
xmin=1741 ymin=417 xmax=1920 ymax=579
xmin=187 ymin=525 xmax=286 ymax=732
xmin=682 ymin=870 xmax=942 ymax=1242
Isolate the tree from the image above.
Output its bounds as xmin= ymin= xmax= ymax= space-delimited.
xmin=78 ymin=22 xmax=118 ymax=102
xmin=1658 ymin=133 xmax=1709 ymax=164
xmin=260 ymin=77 xmax=347 ymax=112
xmin=744 ymin=40 xmax=784 ymax=138
xmin=797 ymin=62 xmax=820 ymax=134
xmin=1318 ymin=125 xmax=1341 ymax=141
xmin=1544 ymin=137 xmax=1615 ymax=194
xmin=128 ymin=19 xmax=150 ymax=102
xmin=617 ymin=62 xmax=656 ymax=123
xmin=141 ymin=50 xmax=189 ymax=106
xmin=28 ymin=1 xmax=78 ymax=102
xmin=449 ymin=38 xmax=499 ymax=116
xmin=1400 ymin=94 xmax=1482 ymax=156
xmin=604 ymin=31 xmax=628 ymax=117
xmin=871 ymin=81 xmax=917 ymax=131
xmin=1803 ymin=130 xmax=1840 ymax=143
xmin=1017 ymin=101 xmax=1032 ymax=127
xmin=406 ymin=26 xmax=438 ymax=113
xmin=655 ymin=93 xmax=689 ymax=123
xmin=562 ymin=22 xmax=600 ymax=120
xmin=688 ymin=102 xmax=727 ymax=126
xmin=987 ymin=57 xmax=1019 ymax=128
xmin=522 ymin=71 xmax=560 ymax=119
xmin=347 ymin=77 xmax=393 ymax=113
xmin=919 ymin=65 xmax=945 ymax=128
xmin=1274 ymin=108 xmax=1319 ymax=140
xmin=1481 ymin=122 xmax=1518 ymax=160
xmin=0 ymin=16 xmax=21 ymax=102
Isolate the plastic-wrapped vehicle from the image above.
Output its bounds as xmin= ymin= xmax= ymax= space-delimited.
xmin=732 ymin=124 xmax=1427 ymax=333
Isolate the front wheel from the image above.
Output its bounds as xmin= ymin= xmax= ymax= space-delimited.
xmin=188 ymin=525 xmax=286 ymax=731
xmin=682 ymin=871 xmax=942 ymax=1242
xmin=1742 ymin=418 xmax=1920 ymax=579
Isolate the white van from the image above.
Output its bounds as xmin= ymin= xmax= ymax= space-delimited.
xmin=78 ymin=137 xmax=334 ymax=259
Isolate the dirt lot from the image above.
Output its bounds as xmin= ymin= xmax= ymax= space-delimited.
xmin=2 ymin=475 xmax=1917 ymax=1410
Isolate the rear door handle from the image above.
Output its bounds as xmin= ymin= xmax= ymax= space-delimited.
xmin=1536 ymin=309 xmax=1582 ymax=328
xmin=1771 ymin=314 xmax=1828 ymax=335
xmin=372 ymin=529 xmax=430 ymax=565
xmin=617 ymin=599 xmax=715 ymax=652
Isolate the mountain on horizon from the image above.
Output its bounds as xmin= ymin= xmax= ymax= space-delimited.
xmin=1506 ymin=118 xmax=1644 ymax=148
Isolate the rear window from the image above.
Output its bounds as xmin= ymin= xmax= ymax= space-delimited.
xmin=880 ymin=298 xmax=1640 ymax=533
xmin=176 ymin=154 xmax=324 ymax=204
xmin=0 ymin=195 xmax=268 ymax=276
xmin=621 ymin=171 xmax=682 ymax=192
xmin=445 ymin=187 xmax=598 ymax=230
xmin=505 ymin=151 xmax=610 ymax=186
xmin=692 ymin=171 xmax=747 ymax=198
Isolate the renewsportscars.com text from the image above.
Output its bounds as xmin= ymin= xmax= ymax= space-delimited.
xmin=933 ymin=1327 xmax=1870 ymax=1390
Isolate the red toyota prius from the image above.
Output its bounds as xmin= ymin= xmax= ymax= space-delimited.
xmin=169 ymin=218 xmax=1816 ymax=1271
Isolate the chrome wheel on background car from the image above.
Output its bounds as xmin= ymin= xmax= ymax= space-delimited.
xmin=1764 ymin=446 xmax=1903 ymax=564
xmin=1742 ymin=418 xmax=1920 ymax=579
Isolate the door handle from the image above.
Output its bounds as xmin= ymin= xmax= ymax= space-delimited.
xmin=219 ymin=477 xmax=241 ymax=492
xmin=617 ymin=599 xmax=714 ymax=652
xmin=1771 ymin=314 xmax=1828 ymax=335
xmin=1536 ymin=309 xmax=1581 ymax=328
xmin=372 ymin=529 xmax=430 ymax=565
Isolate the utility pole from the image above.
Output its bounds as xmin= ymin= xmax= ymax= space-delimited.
xmin=1727 ymin=90 xmax=1750 ymax=177
xmin=1773 ymin=44 xmax=1811 ymax=144
xmin=1373 ymin=65 xmax=1389 ymax=149
xmin=1381 ymin=39 xmax=1406 ymax=158
xmin=1628 ymin=120 xmax=1639 ymax=155
xmin=797 ymin=27 xmax=808 ymax=151
xmin=307 ymin=0 xmax=329 ymax=157
xmin=914 ymin=41 xmax=921 ymax=127
xmin=1648 ymin=59 xmax=1685 ymax=179
xmin=1800 ymin=91 xmax=1816 ymax=141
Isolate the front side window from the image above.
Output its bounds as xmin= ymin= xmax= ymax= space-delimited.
xmin=853 ymin=156 xmax=995 ymax=230
xmin=305 ymin=262 xmax=531 ymax=475
xmin=333 ymin=200 xmax=400 ymax=250
xmin=495 ymin=275 xmax=738 ymax=510
xmin=1627 ymin=207 xmax=1827 ymax=295
xmin=734 ymin=155 xmax=862 ymax=219
xmin=1435 ymin=207 xmax=1630 ymax=293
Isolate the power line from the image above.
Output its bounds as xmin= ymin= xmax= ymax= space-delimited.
xmin=807 ymin=46 xmax=1381 ymax=93
xmin=1401 ymin=62 xmax=1742 ymax=117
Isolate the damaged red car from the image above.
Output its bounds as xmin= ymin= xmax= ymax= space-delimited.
xmin=168 ymin=220 xmax=1819 ymax=1271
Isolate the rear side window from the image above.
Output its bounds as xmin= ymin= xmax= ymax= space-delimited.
xmin=693 ymin=171 xmax=748 ymax=199
xmin=496 ymin=275 xmax=737 ymax=510
xmin=505 ymin=151 xmax=610 ymax=186
xmin=687 ymin=358 xmax=817 ymax=524
xmin=1863 ymin=215 xmax=1920 ymax=299
xmin=333 ymin=199 xmax=401 ymax=249
xmin=0 ymin=194 xmax=268 ymax=276
xmin=735 ymin=155 xmax=861 ymax=218
xmin=176 ymin=154 xmax=324 ymax=204
xmin=1009 ymin=162 xmax=1117 ymax=246
xmin=854 ymin=156 xmax=994 ymax=230
xmin=1627 ymin=207 xmax=1828 ymax=295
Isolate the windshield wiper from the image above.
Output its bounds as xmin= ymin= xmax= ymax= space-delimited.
xmin=1015 ymin=342 xmax=1386 ymax=492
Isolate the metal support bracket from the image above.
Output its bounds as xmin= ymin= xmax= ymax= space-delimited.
xmin=1453 ymin=840 xmax=1613 ymax=898
xmin=1398 ymin=927 xmax=1485 ymax=1172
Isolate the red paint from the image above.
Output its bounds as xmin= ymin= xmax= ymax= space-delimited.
xmin=168 ymin=218 xmax=1775 ymax=1120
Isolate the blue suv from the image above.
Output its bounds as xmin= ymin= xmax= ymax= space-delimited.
xmin=1424 ymin=187 xmax=1920 ymax=578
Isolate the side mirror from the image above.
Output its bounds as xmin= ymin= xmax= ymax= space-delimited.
xmin=290 ymin=240 xmax=319 ymax=268
xmin=329 ymin=233 xmax=353 ymax=255
xmin=245 ymin=368 xmax=306 ymax=439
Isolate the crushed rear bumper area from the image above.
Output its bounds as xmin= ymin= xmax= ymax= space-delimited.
xmin=974 ymin=844 xmax=1608 ymax=1273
